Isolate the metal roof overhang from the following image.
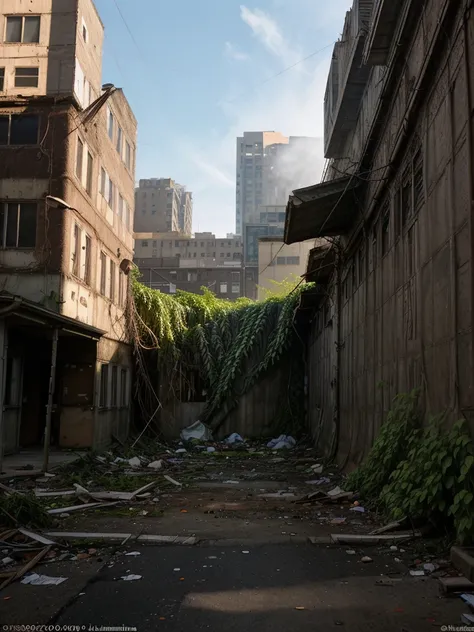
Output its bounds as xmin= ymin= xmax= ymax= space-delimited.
xmin=0 ymin=294 xmax=105 ymax=340
xmin=284 ymin=176 xmax=359 ymax=245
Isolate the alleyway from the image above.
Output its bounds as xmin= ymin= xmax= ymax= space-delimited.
xmin=1 ymin=446 xmax=465 ymax=628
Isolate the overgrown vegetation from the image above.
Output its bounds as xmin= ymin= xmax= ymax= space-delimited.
xmin=0 ymin=492 xmax=52 ymax=528
xmin=347 ymin=391 xmax=474 ymax=542
xmin=131 ymin=275 xmax=311 ymax=434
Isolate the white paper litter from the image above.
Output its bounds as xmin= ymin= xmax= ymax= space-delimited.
xmin=327 ymin=486 xmax=344 ymax=497
xmin=266 ymin=435 xmax=296 ymax=450
xmin=206 ymin=447 xmax=216 ymax=453
xmin=224 ymin=480 xmax=239 ymax=484
xmin=410 ymin=570 xmax=425 ymax=576
xmin=125 ymin=551 xmax=141 ymax=556
xmin=121 ymin=574 xmax=142 ymax=581
xmin=310 ymin=464 xmax=323 ymax=473
xmin=128 ymin=457 xmax=142 ymax=468
xmin=225 ymin=433 xmax=244 ymax=445
xmin=180 ymin=421 xmax=213 ymax=442
xmin=350 ymin=506 xmax=366 ymax=513
xmin=21 ymin=573 xmax=67 ymax=586
xmin=147 ymin=460 xmax=163 ymax=470
xmin=461 ymin=594 xmax=474 ymax=608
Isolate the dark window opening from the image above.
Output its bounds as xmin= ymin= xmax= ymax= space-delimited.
xmin=86 ymin=152 xmax=93 ymax=195
xmin=0 ymin=202 xmax=37 ymax=248
xmin=100 ymin=251 xmax=107 ymax=295
xmin=14 ymin=67 xmax=39 ymax=88
xmin=6 ymin=16 xmax=40 ymax=43
xmin=0 ymin=114 xmax=39 ymax=145
xmin=111 ymin=365 xmax=118 ymax=408
xmin=84 ymin=235 xmax=92 ymax=285
xmin=0 ymin=69 xmax=4 ymax=92
xmin=99 ymin=364 xmax=108 ymax=408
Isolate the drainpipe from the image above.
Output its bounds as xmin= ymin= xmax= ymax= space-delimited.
xmin=43 ymin=328 xmax=59 ymax=472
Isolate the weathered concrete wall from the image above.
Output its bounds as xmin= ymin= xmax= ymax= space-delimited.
xmin=309 ymin=0 xmax=474 ymax=468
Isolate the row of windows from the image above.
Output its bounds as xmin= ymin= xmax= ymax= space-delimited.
xmin=106 ymin=106 xmax=133 ymax=171
xmin=271 ymin=256 xmax=300 ymax=266
xmin=99 ymin=364 xmax=129 ymax=409
xmin=98 ymin=164 xmax=132 ymax=229
xmin=0 ymin=66 xmax=39 ymax=90
xmin=141 ymin=239 xmax=240 ymax=248
xmin=71 ymin=223 xmax=127 ymax=307
xmin=0 ymin=114 xmax=39 ymax=145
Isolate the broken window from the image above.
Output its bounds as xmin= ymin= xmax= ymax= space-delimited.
xmin=99 ymin=364 xmax=109 ymax=408
xmin=86 ymin=152 xmax=93 ymax=195
xmin=15 ymin=67 xmax=39 ymax=88
xmin=75 ymin=137 xmax=84 ymax=181
xmin=6 ymin=16 xmax=40 ymax=43
xmin=84 ymin=235 xmax=92 ymax=285
xmin=0 ymin=202 xmax=37 ymax=248
xmin=100 ymin=251 xmax=107 ymax=295
xmin=72 ymin=224 xmax=81 ymax=276
xmin=0 ymin=115 xmax=39 ymax=145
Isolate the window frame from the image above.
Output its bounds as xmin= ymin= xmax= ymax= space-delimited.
xmin=84 ymin=234 xmax=92 ymax=285
xmin=5 ymin=15 xmax=41 ymax=44
xmin=86 ymin=151 xmax=93 ymax=196
xmin=99 ymin=363 xmax=109 ymax=408
xmin=72 ymin=223 xmax=81 ymax=277
xmin=0 ymin=68 xmax=4 ymax=92
xmin=75 ymin=137 xmax=84 ymax=181
xmin=14 ymin=66 xmax=39 ymax=88
xmin=0 ymin=114 xmax=39 ymax=146
xmin=100 ymin=251 xmax=107 ymax=295
xmin=109 ymin=259 xmax=116 ymax=302
xmin=0 ymin=201 xmax=37 ymax=249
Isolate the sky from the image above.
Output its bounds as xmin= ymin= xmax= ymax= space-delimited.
xmin=94 ymin=0 xmax=353 ymax=236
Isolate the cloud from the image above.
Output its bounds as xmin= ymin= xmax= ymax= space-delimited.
xmin=224 ymin=41 xmax=249 ymax=62
xmin=240 ymin=5 xmax=299 ymax=65
xmin=180 ymin=2 xmax=353 ymax=236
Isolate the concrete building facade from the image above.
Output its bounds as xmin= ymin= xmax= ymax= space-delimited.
xmin=257 ymin=237 xmax=316 ymax=300
xmin=285 ymin=0 xmax=474 ymax=467
xmin=134 ymin=178 xmax=192 ymax=235
xmin=0 ymin=0 xmax=137 ymax=464
xmin=134 ymin=231 xmax=242 ymax=263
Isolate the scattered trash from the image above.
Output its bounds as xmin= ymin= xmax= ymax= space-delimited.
xmin=225 ymin=433 xmax=245 ymax=445
xmin=267 ymin=435 xmax=296 ymax=450
xmin=147 ymin=460 xmax=163 ymax=470
xmin=394 ymin=558 xmax=402 ymax=563
xmin=327 ymin=486 xmax=344 ymax=497
xmin=173 ymin=568 xmax=180 ymax=571
xmin=295 ymin=606 xmax=305 ymax=611
xmin=346 ymin=550 xmax=356 ymax=555
xmin=306 ymin=477 xmax=331 ymax=485
xmin=330 ymin=518 xmax=346 ymax=525
xmin=361 ymin=556 xmax=373 ymax=563
xmin=423 ymin=563 xmax=437 ymax=574
xmin=180 ymin=509 xmax=188 ymax=513
xmin=206 ymin=447 xmax=216 ymax=453
xmin=242 ymin=551 xmax=250 ymax=554
xmin=370 ymin=519 xmax=406 ymax=535
xmin=208 ymin=556 xmax=217 ymax=560
xmin=462 ymin=614 xmax=474 ymax=625
xmin=461 ymin=594 xmax=474 ymax=608
xmin=410 ymin=570 xmax=425 ymax=577
xmin=223 ymin=480 xmax=240 ymax=485
xmin=180 ymin=421 xmax=213 ymax=442
xmin=1 ymin=557 xmax=14 ymax=565
xmin=310 ymin=464 xmax=323 ymax=474
xmin=21 ymin=573 xmax=67 ymax=586
xmin=164 ymin=475 xmax=182 ymax=487
xmin=59 ymin=513 xmax=70 ymax=519
xmin=121 ymin=574 xmax=142 ymax=581
xmin=175 ymin=448 xmax=187 ymax=454
xmin=140 ymin=510 xmax=149 ymax=516
xmin=390 ymin=546 xmax=398 ymax=551
xmin=350 ymin=506 xmax=365 ymax=513
xmin=128 ymin=457 xmax=142 ymax=468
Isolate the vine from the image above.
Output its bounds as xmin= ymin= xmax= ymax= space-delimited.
xmin=347 ymin=391 xmax=474 ymax=542
xmin=131 ymin=275 xmax=312 ymax=434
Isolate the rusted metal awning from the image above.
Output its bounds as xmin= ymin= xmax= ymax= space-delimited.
xmin=284 ymin=176 xmax=359 ymax=244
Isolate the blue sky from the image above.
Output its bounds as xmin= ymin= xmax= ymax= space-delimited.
xmin=94 ymin=0 xmax=352 ymax=235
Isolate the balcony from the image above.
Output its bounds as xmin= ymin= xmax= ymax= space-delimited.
xmin=324 ymin=0 xmax=373 ymax=159
xmin=363 ymin=0 xmax=404 ymax=66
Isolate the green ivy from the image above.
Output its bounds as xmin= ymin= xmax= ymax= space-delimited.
xmin=347 ymin=391 xmax=474 ymax=542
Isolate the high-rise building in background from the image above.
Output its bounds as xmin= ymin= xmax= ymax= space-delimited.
xmin=134 ymin=178 xmax=193 ymax=235
xmin=236 ymin=132 xmax=321 ymax=297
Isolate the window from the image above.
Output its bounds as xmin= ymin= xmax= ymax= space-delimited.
xmin=100 ymin=167 xmax=106 ymax=195
xmin=100 ymin=251 xmax=107 ymax=295
xmin=201 ymin=253 xmax=205 ymax=257
xmin=118 ymin=270 xmax=125 ymax=306
xmin=75 ymin=138 xmax=84 ymax=180
xmin=6 ymin=16 xmax=40 ymax=43
xmin=84 ymin=235 xmax=91 ymax=285
xmin=226 ymin=252 xmax=230 ymax=258
xmin=116 ymin=126 xmax=122 ymax=156
xmin=15 ymin=67 xmax=39 ymax=88
xmin=142 ymin=240 xmax=149 ymax=247
xmin=99 ymin=364 xmax=108 ymax=408
xmin=118 ymin=194 xmax=124 ymax=220
xmin=110 ymin=260 xmax=116 ymax=301
xmin=187 ymin=272 xmax=197 ymax=282
xmin=86 ymin=152 xmax=93 ymax=195
xmin=0 ymin=69 xmax=4 ymax=92
xmin=82 ymin=19 xmax=88 ymax=43
xmin=0 ymin=115 xmax=39 ymax=145
xmin=111 ymin=365 xmax=118 ymax=407
xmin=231 ymin=283 xmax=240 ymax=294
xmin=287 ymin=256 xmax=300 ymax=265
xmin=0 ymin=202 xmax=36 ymax=248
xmin=107 ymin=107 xmax=114 ymax=140
xmin=72 ymin=224 xmax=81 ymax=276
xmin=220 ymin=282 xmax=228 ymax=294
xmin=120 ymin=368 xmax=128 ymax=407
xmin=108 ymin=178 xmax=114 ymax=209
xmin=175 ymin=240 xmax=180 ymax=246
xmin=125 ymin=142 xmax=132 ymax=170
xmin=126 ymin=205 xmax=131 ymax=229
xmin=220 ymin=253 xmax=224 ymax=258
xmin=276 ymin=256 xmax=286 ymax=265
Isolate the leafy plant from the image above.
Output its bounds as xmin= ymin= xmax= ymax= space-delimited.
xmin=346 ymin=389 xmax=420 ymax=499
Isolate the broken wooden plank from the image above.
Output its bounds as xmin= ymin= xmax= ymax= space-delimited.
xmin=47 ymin=501 xmax=118 ymax=515
xmin=130 ymin=481 xmax=159 ymax=498
xmin=370 ymin=520 xmax=405 ymax=535
xmin=34 ymin=489 xmax=76 ymax=498
xmin=18 ymin=528 xmax=56 ymax=546
xmin=164 ymin=475 xmax=182 ymax=487
xmin=44 ymin=531 xmax=133 ymax=542
xmin=0 ymin=545 xmax=51 ymax=592
xmin=330 ymin=532 xmax=421 ymax=545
